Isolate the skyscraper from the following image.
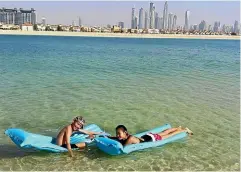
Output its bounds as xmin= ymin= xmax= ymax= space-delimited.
xmin=78 ymin=17 xmax=82 ymax=26
xmin=41 ymin=17 xmax=46 ymax=26
xmin=213 ymin=21 xmax=221 ymax=32
xmin=0 ymin=7 xmax=36 ymax=25
xmin=168 ymin=13 xmax=173 ymax=31
xmin=138 ymin=8 xmax=144 ymax=29
xmin=149 ymin=2 xmax=155 ymax=29
xmin=184 ymin=10 xmax=190 ymax=31
xmin=234 ymin=20 xmax=239 ymax=34
xmin=154 ymin=12 xmax=158 ymax=29
xmin=163 ymin=1 xmax=168 ymax=30
xmin=199 ymin=20 xmax=207 ymax=31
xmin=160 ymin=17 xmax=163 ymax=30
xmin=208 ymin=25 xmax=212 ymax=31
xmin=131 ymin=7 xmax=135 ymax=29
xmin=118 ymin=22 xmax=124 ymax=29
xmin=134 ymin=16 xmax=138 ymax=29
xmin=144 ymin=10 xmax=149 ymax=29
xmin=157 ymin=17 xmax=161 ymax=30
xmin=172 ymin=15 xmax=177 ymax=30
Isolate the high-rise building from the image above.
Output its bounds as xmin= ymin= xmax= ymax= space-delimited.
xmin=131 ymin=7 xmax=135 ymax=29
xmin=157 ymin=17 xmax=161 ymax=30
xmin=172 ymin=15 xmax=177 ymax=30
xmin=72 ymin=20 xmax=76 ymax=26
xmin=199 ymin=20 xmax=207 ymax=31
xmin=41 ymin=17 xmax=46 ymax=25
xmin=78 ymin=17 xmax=81 ymax=26
xmin=208 ymin=25 xmax=212 ymax=31
xmin=149 ymin=2 xmax=155 ymax=29
xmin=118 ymin=21 xmax=124 ymax=29
xmin=213 ymin=21 xmax=221 ymax=32
xmin=154 ymin=12 xmax=158 ymax=29
xmin=134 ymin=16 xmax=138 ymax=29
xmin=163 ymin=1 xmax=168 ymax=30
xmin=0 ymin=7 xmax=36 ymax=25
xmin=193 ymin=24 xmax=198 ymax=31
xmin=234 ymin=20 xmax=239 ymax=34
xmin=184 ymin=10 xmax=190 ymax=31
xmin=138 ymin=8 xmax=144 ymax=29
xmin=160 ymin=17 xmax=163 ymax=30
xmin=168 ymin=13 xmax=173 ymax=31
xmin=144 ymin=10 xmax=149 ymax=29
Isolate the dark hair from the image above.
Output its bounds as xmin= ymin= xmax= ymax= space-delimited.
xmin=115 ymin=125 xmax=127 ymax=132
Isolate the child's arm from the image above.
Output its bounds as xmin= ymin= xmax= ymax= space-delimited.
xmin=124 ymin=136 xmax=140 ymax=146
xmin=78 ymin=129 xmax=103 ymax=136
xmin=65 ymin=126 xmax=74 ymax=157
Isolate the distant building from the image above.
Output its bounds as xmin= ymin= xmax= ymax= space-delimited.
xmin=144 ymin=11 xmax=149 ymax=29
xmin=138 ymin=8 xmax=144 ymax=29
xmin=184 ymin=10 xmax=190 ymax=31
xmin=0 ymin=7 xmax=36 ymax=25
xmin=21 ymin=23 xmax=33 ymax=31
xmin=41 ymin=17 xmax=46 ymax=26
xmin=172 ymin=15 xmax=177 ymax=30
xmin=234 ymin=20 xmax=239 ymax=34
xmin=163 ymin=1 xmax=168 ymax=30
xmin=168 ymin=13 xmax=173 ymax=31
xmin=199 ymin=20 xmax=207 ymax=31
xmin=149 ymin=2 xmax=155 ymax=29
xmin=131 ymin=7 xmax=135 ymax=29
xmin=134 ymin=16 xmax=138 ymax=29
xmin=118 ymin=21 xmax=124 ymax=29
xmin=213 ymin=21 xmax=221 ymax=32
xmin=78 ymin=17 xmax=81 ymax=26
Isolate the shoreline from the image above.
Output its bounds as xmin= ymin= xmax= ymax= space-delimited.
xmin=0 ymin=30 xmax=240 ymax=40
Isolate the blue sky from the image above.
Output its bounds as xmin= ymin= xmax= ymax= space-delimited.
xmin=0 ymin=1 xmax=240 ymax=27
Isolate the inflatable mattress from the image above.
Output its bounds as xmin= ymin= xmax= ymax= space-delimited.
xmin=95 ymin=124 xmax=188 ymax=155
xmin=5 ymin=124 xmax=108 ymax=153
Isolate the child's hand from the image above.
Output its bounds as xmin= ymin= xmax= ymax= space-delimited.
xmin=88 ymin=134 xmax=95 ymax=139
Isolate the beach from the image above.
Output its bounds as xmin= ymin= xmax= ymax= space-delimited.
xmin=0 ymin=35 xmax=240 ymax=171
xmin=0 ymin=30 xmax=240 ymax=40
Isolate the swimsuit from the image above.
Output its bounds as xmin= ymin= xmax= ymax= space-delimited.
xmin=61 ymin=144 xmax=78 ymax=149
xmin=141 ymin=133 xmax=162 ymax=142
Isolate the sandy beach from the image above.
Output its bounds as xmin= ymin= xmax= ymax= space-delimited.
xmin=0 ymin=30 xmax=240 ymax=40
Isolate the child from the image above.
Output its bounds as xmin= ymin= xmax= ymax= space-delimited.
xmin=56 ymin=116 xmax=101 ymax=157
xmin=109 ymin=125 xmax=193 ymax=146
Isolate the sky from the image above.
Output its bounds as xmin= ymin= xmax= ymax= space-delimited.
xmin=0 ymin=1 xmax=240 ymax=27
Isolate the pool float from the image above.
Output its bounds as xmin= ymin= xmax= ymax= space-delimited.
xmin=95 ymin=124 xmax=188 ymax=155
xmin=5 ymin=124 xmax=109 ymax=152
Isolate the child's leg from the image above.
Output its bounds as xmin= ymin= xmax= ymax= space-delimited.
xmin=161 ymin=128 xmax=193 ymax=140
xmin=75 ymin=142 xmax=86 ymax=149
xmin=158 ymin=126 xmax=182 ymax=137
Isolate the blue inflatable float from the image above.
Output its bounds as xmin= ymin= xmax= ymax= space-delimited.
xmin=5 ymin=124 xmax=108 ymax=153
xmin=95 ymin=124 xmax=188 ymax=155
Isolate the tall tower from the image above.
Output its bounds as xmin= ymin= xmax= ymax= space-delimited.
xmin=184 ymin=10 xmax=190 ymax=31
xmin=144 ymin=10 xmax=149 ymax=29
xmin=163 ymin=1 xmax=168 ymax=30
xmin=168 ymin=13 xmax=173 ymax=31
xmin=131 ymin=7 xmax=135 ymax=29
xmin=149 ymin=2 xmax=155 ymax=29
xmin=138 ymin=8 xmax=144 ymax=29
xmin=172 ymin=15 xmax=177 ymax=30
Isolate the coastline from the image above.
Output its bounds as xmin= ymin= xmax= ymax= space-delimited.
xmin=0 ymin=30 xmax=240 ymax=40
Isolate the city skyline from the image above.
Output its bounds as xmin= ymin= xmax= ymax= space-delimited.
xmin=0 ymin=1 xmax=240 ymax=27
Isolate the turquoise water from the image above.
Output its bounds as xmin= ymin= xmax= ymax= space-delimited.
xmin=0 ymin=35 xmax=240 ymax=171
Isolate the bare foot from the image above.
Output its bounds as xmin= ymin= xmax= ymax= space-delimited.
xmin=185 ymin=127 xmax=193 ymax=135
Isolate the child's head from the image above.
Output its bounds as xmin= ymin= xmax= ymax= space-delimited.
xmin=115 ymin=125 xmax=128 ymax=140
xmin=71 ymin=116 xmax=85 ymax=131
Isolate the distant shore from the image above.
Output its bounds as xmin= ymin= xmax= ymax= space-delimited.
xmin=0 ymin=30 xmax=240 ymax=40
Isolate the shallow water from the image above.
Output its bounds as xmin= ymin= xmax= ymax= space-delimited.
xmin=0 ymin=35 xmax=239 ymax=171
